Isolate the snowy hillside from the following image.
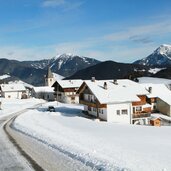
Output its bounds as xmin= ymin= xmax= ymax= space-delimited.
xmin=134 ymin=44 xmax=171 ymax=66
xmin=53 ymin=72 xmax=64 ymax=80
xmin=0 ymin=74 xmax=10 ymax=80
xmin=13 ymin=102 xmax=171 ymax=171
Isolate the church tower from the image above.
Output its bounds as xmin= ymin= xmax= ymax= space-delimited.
xmin=45 ymin=67 xmax=54 ymax=87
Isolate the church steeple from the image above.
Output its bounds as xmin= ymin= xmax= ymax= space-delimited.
xmin=46 ymin=67 xmax=53 ymax=78
xmin=45 ymin=67 xmax=54 ymax=86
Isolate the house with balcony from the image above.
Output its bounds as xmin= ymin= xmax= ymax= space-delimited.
xmin=52 ymin=80 xmax=83 ymax=104
xmin=141 ymin=83 xmax=171 ymax=117
xmin=77 ymin=79 xmax=151 ymax=124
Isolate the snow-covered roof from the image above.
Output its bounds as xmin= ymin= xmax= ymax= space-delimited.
xmin=150 ymin=116 xmax=161 ymax=121
xmin=1 ymin=84 xmax=26 ymax=92
xmin=8 ymin=80 xmax=34 ymax=89
xmin=152 ymin=113 xmax=171 ymax=121
xmin=141 ymin=83 xmax=171 ymax=105
xmin=33 ymin=86 xmax=54 ymax=93
xmin=83 ymin=79 xmax=149 ymax=104
xmin=142 ymin=103 xmax=152 ymax=108
xmin=57 ymin=80 xmax=83 ymax=89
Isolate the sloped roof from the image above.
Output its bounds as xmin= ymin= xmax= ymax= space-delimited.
xmin=141 ymin=83 xmax=171 ymax=105
xmin=83 ymin=79 xmax=149 ymax=104
xmin=32 ymin=86 xmax=54 ymax=93
xmin=1 ymin=84 xmax=26 ymax=92
xmin=57 ymin=80 xmax=83 ymax=89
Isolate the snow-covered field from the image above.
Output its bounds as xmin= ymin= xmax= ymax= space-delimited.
xmin=138 ymin=77 xmax=171 ymax=84
xmin=148 ymin=68 xmax=165 ymax=74
xmin=13 ymin=102 xmax=171 ymax=171
xmin=0 ymin=98 xmax=43 ymax=119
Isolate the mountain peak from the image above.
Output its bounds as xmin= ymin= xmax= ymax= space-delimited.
xmin=134 ymin=44 xmax=171 ymax=66
xmin=153 ymin=44 xmax=171 ymax=55
xmin=54 ymin=53 xmax=75 ymax=60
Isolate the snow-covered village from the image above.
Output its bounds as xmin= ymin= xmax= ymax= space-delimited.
xmin=1 ymin=0 xmax=171 ymax=171
xmin=1 ymin=65 xmax=171 ymax=171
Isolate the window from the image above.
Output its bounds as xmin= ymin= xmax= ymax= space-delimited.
xmin=88 ymin=106 xmax=91 ymax=111
xmin=99 ymin=109 xmax=104 ymax=114
xmin=121 ymin=109 xmax=128 ymax=115
xmin=116 ymin=110 xmax=120 ymax=115
xmin=93 ymin=108 xmax=96 ymax=112
xmin=71 ymin=96 xmax=75 ymax=100
xmin=136 ymin=106 xmax=142 ymax=112
xmin=88 ymin=95 xmax=91 ymax=101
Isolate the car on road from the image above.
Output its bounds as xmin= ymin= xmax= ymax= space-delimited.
xmin=47 ymin=106 xmax=55 ymax=112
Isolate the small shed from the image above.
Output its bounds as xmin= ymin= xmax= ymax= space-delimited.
xmin=150 ymin=117 xmax=161 ymax=126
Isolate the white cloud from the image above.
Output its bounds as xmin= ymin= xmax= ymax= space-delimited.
xmin=104 ymin=20 xmax=171 ymax=42
xmin=42 ymin=0 xmax=84 ymax=11
xmin=0 ymin=46 xmax=56 ymax=61
xmin=42 ymin=0 xmax=66 ymax=7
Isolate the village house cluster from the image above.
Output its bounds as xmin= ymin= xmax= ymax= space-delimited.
xmin=1 ymin=67 xmax=171 ymax=125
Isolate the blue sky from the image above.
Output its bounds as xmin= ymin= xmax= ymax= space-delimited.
xmin=0 ymin=0 xmax=171 ymax=62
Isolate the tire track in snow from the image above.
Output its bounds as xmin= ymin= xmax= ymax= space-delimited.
xmin=11 ymin=118 xmax=131 ymax=171
xmin=3 ymin=104 xmax=45 ymax=171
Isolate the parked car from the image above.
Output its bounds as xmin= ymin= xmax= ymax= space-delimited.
xmin=47 ymin=106 xmax=55 ymax=112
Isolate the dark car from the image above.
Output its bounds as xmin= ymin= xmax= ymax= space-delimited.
xmin=47 ymin=106 xmax=55 ymax=112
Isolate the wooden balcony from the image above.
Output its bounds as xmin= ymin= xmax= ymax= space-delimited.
xmin=79 ymin=99 xmax=107 ymax=108
xmin=132 ymin=113 xmax=151 ymax=119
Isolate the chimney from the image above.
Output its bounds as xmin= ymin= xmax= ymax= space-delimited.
xmin=113 ymin=79 xmax=118 ymax=85
xmin=104 ymin=82 xmax=107 ymax=89
xmin=91 ymin=77 xmax=95 ymax=82
xmin=148 ymin=87 xmax=152 ymax=93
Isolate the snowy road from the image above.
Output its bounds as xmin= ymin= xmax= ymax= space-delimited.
xmin=0 ymin=100 xmax=45 ymax=171
xmin=8 ymin=122 xmax=94 ymax=171
xmin=1 ymin=103 xmax=93 ymax=171
xmin=0 ymin=113 xmax=33 ymax=171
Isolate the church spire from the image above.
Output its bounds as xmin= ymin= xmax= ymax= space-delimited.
xmin=46 ymin=67 xmax=53 ymax=78
xmin=45 ymin=67 xmax=54 ymax=86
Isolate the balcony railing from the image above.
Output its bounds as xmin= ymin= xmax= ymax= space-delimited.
xmin=132 ymin=113 xmax=151 ymax=119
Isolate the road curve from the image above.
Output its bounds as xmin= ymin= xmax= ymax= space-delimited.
xmin=5 ymin=104 xmax=94 ymax=171
xmin=0 ymin=103 xmax=44 ymax=171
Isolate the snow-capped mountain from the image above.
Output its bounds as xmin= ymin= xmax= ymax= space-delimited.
xmin=134 ymin=44 xmax=171 ymax=66
xmin=0 ymin=54 xmax=99 ymax=86
xmin=23 ymin=53 xmax=100 ymax=77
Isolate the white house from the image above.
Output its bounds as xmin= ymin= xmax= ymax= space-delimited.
xmin=0 ymin=84 xmax=26 ymax=99
xmin=52 ymin=80 xmax=83 ymax=104
xmin=31 ymin=86 xmax=55 ymax=101
xmin=77 ymin=79 xmax=151 ymax=124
